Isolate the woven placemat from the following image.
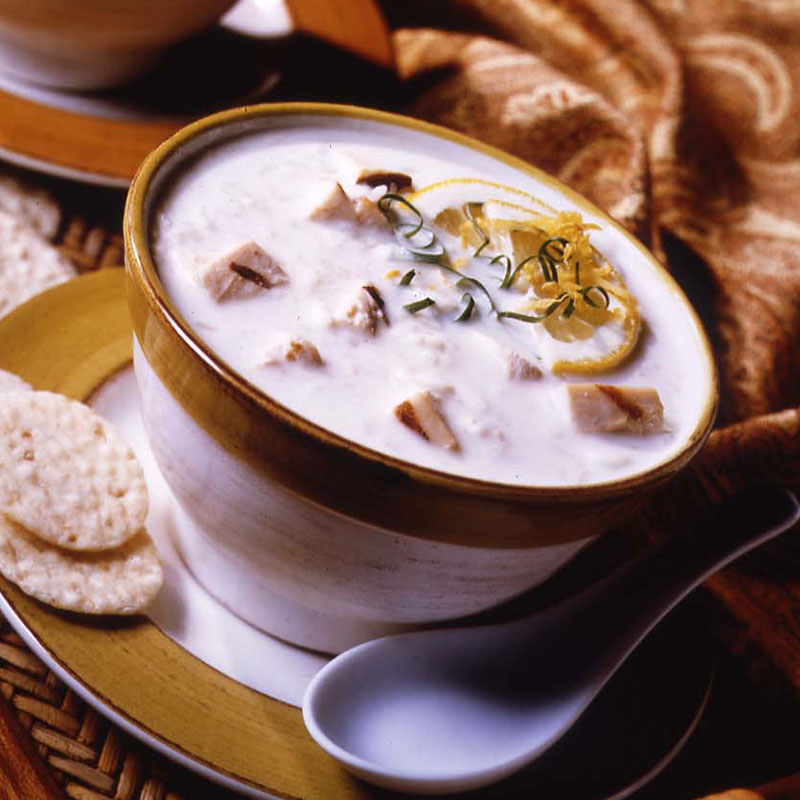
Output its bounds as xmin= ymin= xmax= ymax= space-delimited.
xmin=57 ymin=219 xmax=123 ymax=275
xmin=1 ymin=619 xmax=180 ymax=800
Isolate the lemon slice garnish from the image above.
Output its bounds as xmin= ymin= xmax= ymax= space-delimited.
xmin=410 ymin=180 xmax=554 ymax=255
xmin=400 ymin=178 xmax=642 ymax=374
xmin=550 ymin=300 xmax=641 ymax=375
xmin=525 ymin=283 xmax=641 ymax=374
xmin=409 ymin=178 xmax=556 ymax=218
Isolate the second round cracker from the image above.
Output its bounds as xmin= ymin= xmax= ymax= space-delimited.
xmin=0 ymin=173 xmax=61 ymax=240
xmin=0 ymin=515 xmax=163 ymax=614
xmin=0 ymin=209 xmax=76 ymax=320
xmin=0 ymin=391 xmax=148 ymax=550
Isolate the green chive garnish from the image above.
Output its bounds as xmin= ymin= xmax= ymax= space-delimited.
xmin=581 ymin=285 xmax=610 ymax=308
xmin=498 ymin=310 xmax=548 ymax=323
xmin=378 ymin=190 xmax=614 ymax=335
xmin=538 ymin=236 xmax=569 ymax=283
xmin=498 ymin=293 xmax=569 ymax=323
xmin=379 ymin=195 xmax=448 ymax=265
xmin=397 ymin=225 xmax=436 ymax=249
xmin=490 ymin=254 xmax=512 ymax=287
xmin=408 ymin=247 xmax=447 ymax=264
xmin=453 ymin=271 xmax=497 ymax=312
xmin=464 ymin=202 xmax=490 ymax=258
xmin=379 ymin=193 xmax=424 ymax=237
xmin=502 ymin=254 xmax=537 ymax=290
xmin=541 ymin=237 xmax=568 ymax=261
xmin=455 ymin=292 xmax=476 ymax=322
xmin=404 ymin=297 xmax=436 ymax=313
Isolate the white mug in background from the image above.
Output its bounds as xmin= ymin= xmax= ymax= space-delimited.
xmin=0 ymin=0 xmax=243 ymax=90
xmin=0 ymin=0 xmax=392 ymax=92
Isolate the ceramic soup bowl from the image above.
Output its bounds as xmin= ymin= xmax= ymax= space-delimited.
xmin=124 ymin=103 xmax=717 ymax=653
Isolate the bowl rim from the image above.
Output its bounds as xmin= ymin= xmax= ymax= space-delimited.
xmin=124 ymin=101 xmax=718 ymax=502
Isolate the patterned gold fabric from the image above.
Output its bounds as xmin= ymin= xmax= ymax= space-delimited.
xmin=387 ymin=0 xmax=800 ymax=687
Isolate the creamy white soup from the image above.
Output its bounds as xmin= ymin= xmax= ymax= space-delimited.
xmin=152 ymin=119 xmax=712 ymax=487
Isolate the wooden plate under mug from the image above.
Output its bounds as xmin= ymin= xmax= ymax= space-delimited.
xmin=0 ymin=0 xmax=394 ymax=187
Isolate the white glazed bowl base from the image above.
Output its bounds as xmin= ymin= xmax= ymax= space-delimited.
xmin=133 ymin=340 xmax=590 ymax=653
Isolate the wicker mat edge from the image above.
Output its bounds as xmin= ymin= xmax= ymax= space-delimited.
xmin=1 ymin=619 xmax=186 ymax=800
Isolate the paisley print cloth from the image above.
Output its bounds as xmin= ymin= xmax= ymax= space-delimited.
xmin=387 ymin=0 xmax=800 ymax=688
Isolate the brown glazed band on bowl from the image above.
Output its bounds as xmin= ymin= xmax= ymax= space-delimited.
xmin=124 ymin=102 xmax=717 ymax=651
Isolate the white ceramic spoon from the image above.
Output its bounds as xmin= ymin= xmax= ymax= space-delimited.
xmin=303 ymin=487 xmax=799 ymax=795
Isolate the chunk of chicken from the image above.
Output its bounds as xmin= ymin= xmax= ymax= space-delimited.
xmin=264 ymin=338 xmax=323 ymax=367
xmin=198 ymin=241 xmax=288 ymax=301
xmin=356 ymin=169 xmax=413 ymax=193
xmin=353 ymin=196 xmax=392 ymax=231
xmin=332 ymin=284 xmax=388 ymax=336
xmin=394 ymin=391 xmax=459 ymax=450
xmin=308 ymin=182 xmax=357 ymax=222
xmin=508 ymin=352 xmax=542 ymax=381
xmin=568 ymin=384 xmax=664 ymax=433
xmin=309 ymin=182 xmax=394 ymax=234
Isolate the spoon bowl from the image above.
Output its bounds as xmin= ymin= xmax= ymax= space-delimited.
xmin=304 ymin=625 xmax=589 ymax=793
xmin=303 ymin=487 xmax=800 ymax=794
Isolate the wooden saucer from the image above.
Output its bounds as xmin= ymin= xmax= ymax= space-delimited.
xmin=0 ymin=0 xmax=393 ymax=187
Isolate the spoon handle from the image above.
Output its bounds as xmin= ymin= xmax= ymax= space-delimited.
xmin=532 ymin=487 xmax=800 ymax=688
xmin=628 ymin=485 xmax=799 ymax=609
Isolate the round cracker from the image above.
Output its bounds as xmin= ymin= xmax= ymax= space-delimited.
xmin=0 ymin=174 xmax=61 ymax=240
xmin=0 ymin=210 xmax=76 ymax=320
xmin=0 ymin=516 xmax=163 ymax=614
xmin=0 ymin=369 xmax=31 ymax=394
xmin=0 ymin=391 xmax=149 ymax=551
